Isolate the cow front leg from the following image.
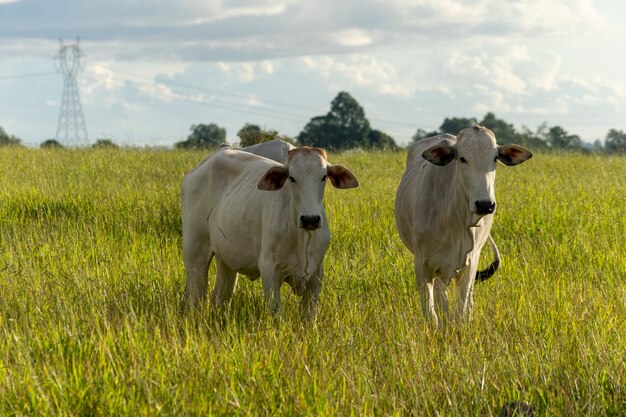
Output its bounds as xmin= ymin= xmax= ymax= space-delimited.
xmin=182 ymin=238 xmax=214 ymax=310
xmin=454 ymin=265 xmax=476 ymax=323
xmin=301 ymin=266 xmax=323 ymax=321
xmin=259 ymin=260 xmax=282 ymax=315
xmin=211 ymin=257 xmax=238 ymax=308
xmin=434 ymin=276 xmax=450 ymax=333
xmin=414 ymin=255 xmax=438 ymax=328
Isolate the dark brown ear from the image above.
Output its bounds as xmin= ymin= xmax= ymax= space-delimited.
xmin=422 ymin=143 xmax=457 ymax=166
xmin=327 ymin=165 xmax=359 ymax=189
xmin=258 ymin=166 xmax=289 ymax=191
xmin=497 ymin=144 xmax=533 ymax=166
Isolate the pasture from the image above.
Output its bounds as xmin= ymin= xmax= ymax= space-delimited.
xmin=0 ymin=147 xmax=624 ymax=416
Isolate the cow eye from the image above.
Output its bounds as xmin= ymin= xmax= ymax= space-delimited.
xmin=460 ymin=157 xmax=468 ymax=164
xmin=321 ymin=175 xmax=327 ymax=182
xmin=288 ymin=176 xmax=296 ymax=183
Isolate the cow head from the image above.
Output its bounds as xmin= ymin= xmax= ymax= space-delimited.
xmin=422 ymin=125 xmax=532 ymax=216
xmin=257 ymin=147 xmax=358 ymax=230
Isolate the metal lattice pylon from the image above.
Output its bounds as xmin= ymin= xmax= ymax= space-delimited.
xmin=54 ymin=38 xmax=88 ymax=146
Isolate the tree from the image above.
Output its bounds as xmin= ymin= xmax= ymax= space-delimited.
xmin=237 ymin=123 xmax=295 ymax=147
xmin=605 ymin=129 xmax=626 ymax=154
xmin=327 ymin=92 xmax=370 ymax=149
xmin=92 ymin=139 xmax=119 ymax=149
xmin=544 ymin=125 xmax=581 ymax=150
xmin=411 ymin=128 xmax=440 ymax=142
xmin=0 ymin=126 xmax=22 ymax=147
xmin=517 ymin=125 xmax=549 ymax=150
xmin=367 ymin=129 xmax=398 ymax=150
xmin=176 ymin=123 xmax=226 ymax=149
xmin=299 ymin=92 xmax=390 ymax=150
xmin=439 ymin=117 xmax=478 ymax=135
xmin=298 ymin=115 xmax=336 ymax=149
xmin=479 ymin=112 xmax=519 ymax=145
xmin=238 ymin=124 xmax=265 ymax=147
xmin=591 ymin=139 xmax=604 ymax=152
xmin=41 ymin=139 xmax=64 ymax=149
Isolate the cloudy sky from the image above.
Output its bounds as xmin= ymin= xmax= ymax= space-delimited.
xmin=1 ymin=0 xmax=625 ymax=147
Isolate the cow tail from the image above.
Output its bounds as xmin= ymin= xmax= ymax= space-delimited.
xmin=475 ymin=234 xmax=501 ymax=283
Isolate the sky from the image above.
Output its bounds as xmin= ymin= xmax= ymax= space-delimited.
xmin=1 ymin=0 xmax=625 ymax=147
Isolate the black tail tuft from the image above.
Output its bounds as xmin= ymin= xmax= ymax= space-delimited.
xmin=475 ymin=258 xmax=500 ymax=282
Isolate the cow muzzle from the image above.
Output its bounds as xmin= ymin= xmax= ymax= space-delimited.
xmin=474 ymin=200 xmax=496 ymax=215
xmin=299 ymin=215 xmax=321 ymax=230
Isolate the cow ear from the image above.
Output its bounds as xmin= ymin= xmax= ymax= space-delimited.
xmin=422 ymin=144 xmax=457 ymax=166
xmin=258 ymin=166 xmax=289 ymax=191
xmin=497 ymin=144 xmax=533 ymax=166
xmin=327 ymin=165 xmax=359 ymax=189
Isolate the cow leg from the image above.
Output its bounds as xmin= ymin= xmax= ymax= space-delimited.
xmin=434 ymin=276 xmax=450 ymax=332
xmin=454 ymin=265 xmax=476 ymax=323
xmin=182 ymin=241 xmax=214 ymax=310
xmin=259 ymin=260 xmax=282 ymax=315
xmin=301 ymin=266 xmax=323 ymax=321
xmin=211 ymin=257 xmax=238 ymax=308
xmin=414 ymin=255 xmax=438 ymax=327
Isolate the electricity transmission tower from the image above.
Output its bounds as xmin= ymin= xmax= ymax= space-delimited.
xmin=54 ymin=38 xmax=88 ymax=146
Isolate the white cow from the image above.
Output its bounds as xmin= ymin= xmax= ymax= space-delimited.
xmin=242 ymin=139 xmax=295 ymax=163
xmin=219 ymin=139 xmax=296 ymax=164
xmin=395 ymin=125 xmax=532 ymax=329
xmin=181 ymin=146 xmax=358 ymax=318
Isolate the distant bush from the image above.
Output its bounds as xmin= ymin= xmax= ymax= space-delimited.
xmin=92 ymin=139 xmax=119 ymax=149
xmin=40 ymin=139 xmax=64 ymax=149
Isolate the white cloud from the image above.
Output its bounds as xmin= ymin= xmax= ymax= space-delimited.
xmin=136 ymin=83 xmax=176 ymax=102
xmin=217 ymin=60 xmax=276 ymax=82
xmin=218 ymin=62 xmax=255 ymax=82
xmin=331 ymin=29 xmax=374 ymax=47
xmin=524 ymin=51 xmax=561 ymax=91
xmin=510 ymin=0 xmax=605 ymax=35
xmin=301 ymin=55 xmax=412 ymax=97
xmin=445 ymin=52 xmax=490 ymax=78
xmin=444 ymin=50 xmax=527 ymax=94
xmin=2 ymin=0 xmax=626 ymax=146
xmin=1 ymin=0 xmax=616 ymax=62
xmin=187 ymin=1 xmax=289 ymax=24
xmin=259 ymin=61 xmax=275 ymax=74
xmin=84 ymin=62 xmax=116 ymax=94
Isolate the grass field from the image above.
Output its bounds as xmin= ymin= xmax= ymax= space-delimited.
xmin=0 ymin=147 xmax=624 ymax=416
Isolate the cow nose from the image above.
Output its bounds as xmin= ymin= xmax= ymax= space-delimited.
xmin=475 ymin=200 xmax=496 ymax=215
xmin=300 ymin=215 xmax=321 ymax=230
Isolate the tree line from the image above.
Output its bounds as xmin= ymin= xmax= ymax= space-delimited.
xmin=2 ymin=91 xmax=625 ymax=153
xmin=174 ymin=92 xmax=626 ymax=154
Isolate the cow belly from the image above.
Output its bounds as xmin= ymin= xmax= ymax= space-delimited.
xmin=416 ymin=233 xmax=475 ymax=281
xmin=209 ymin=213 xmax=262 ymax=275
xmin=211 ymin=238 xmax=261 ymax=276
xmin=431 ymin=234 xmax=489 ymax=280
xmin=431 ymin=247 xmax=472 ymax=281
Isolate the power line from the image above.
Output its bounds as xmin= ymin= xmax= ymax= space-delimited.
xmin=81 ymin=74 xmax=309 ymax=124
xmin=86 ymin=67 xmax=418 ymax=138
xmin=0 ymin=72 xmax=57 ymax=80
xmin=2 ymin=61 xmax=417 ymax=141
xmin=108 ymin=66 xmax=418 ymax=130
xmin=108 ymin=67 xmax=324 ymax=115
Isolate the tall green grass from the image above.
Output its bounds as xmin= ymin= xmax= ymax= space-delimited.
xmin=1 ymin=147 xmax=624 ymax=416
